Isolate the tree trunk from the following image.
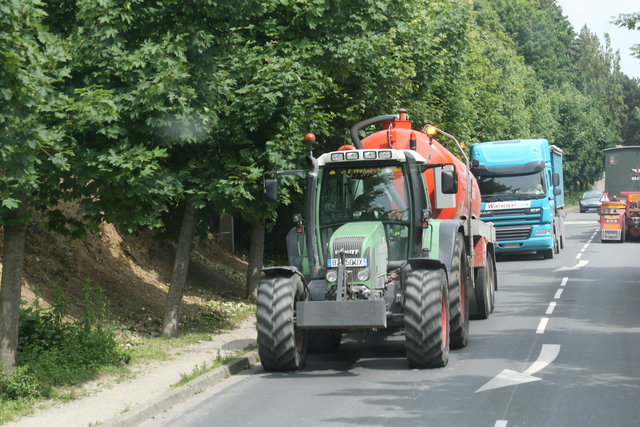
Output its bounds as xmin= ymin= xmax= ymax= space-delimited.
xmin=162 ymin=203 xmax=198 ymax=338
xmin=0 ymin=220 xmax=27 ymax=375
xmin=245 ymin=219 xmax=265 ymax=302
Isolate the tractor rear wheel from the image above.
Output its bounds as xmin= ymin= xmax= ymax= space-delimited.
xmin=404 ymin=268 xmax=450 ymax=369
xmin=256 ymin=273 xmax=309 ymax=372
xmin=449 ymin=234 xmax=469 ymax=349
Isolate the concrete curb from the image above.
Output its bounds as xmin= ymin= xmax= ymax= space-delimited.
xmin=103 ymin=350 xmax=260 ymax=427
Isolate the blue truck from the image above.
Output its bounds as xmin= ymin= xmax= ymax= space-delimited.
xmin=470 ymin=139 xmax=565 ymax=259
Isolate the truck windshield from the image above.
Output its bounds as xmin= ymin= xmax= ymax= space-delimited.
xmin=476 ymin=172 xmax=546 ymax=202
xmin=318 ymin=163 xmax=411 ymax=261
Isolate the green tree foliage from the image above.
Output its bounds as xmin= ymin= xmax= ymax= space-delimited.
xmin=614 ymin=12 xmax=640 ymax=60
xmin=483 ymin=0 xmax=634 ymax=190
xmin=43 ymin=0 xmax=236 ymax=335
xmin=573 ymin=29 xmax=625 ymax=136
xmin=485 ymin=0 xmax=576 ymax=88
xmin=1 ymin=0 xmax=72 ymax=222
xmin=548 ymin=85 xmax=618 ymax=189
xmin=0 ymin=0 xmax=113 ymax=374
xmin=443 ymin=1 xmax=552 ymax=142
xmin=614 ymin=11 xmax=640 ymax=145
xmin=620 ymin=75 xmax=640 ymax=145
xmin=44 ymin=0 xmax=214 ymax=231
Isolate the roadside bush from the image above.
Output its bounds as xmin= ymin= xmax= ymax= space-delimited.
xmin=0 ymin=280 xmax=130 ymax=402
xmin=0 ymin=367 xmax=39 ymax=400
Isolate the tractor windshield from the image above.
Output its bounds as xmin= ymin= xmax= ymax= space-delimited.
xmin=318 ymin=164 xmax=411 ymax=261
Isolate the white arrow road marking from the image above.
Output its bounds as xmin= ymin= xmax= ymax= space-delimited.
xmin=554 ymin=260 xmax=589 ymax=272
xmin=523 ymin=344 xmax=560 ymax=375
xmin=475 ymin=369 xmax=541 ymax=393
xmin=475 ymin=345 xmax=561 ymax=393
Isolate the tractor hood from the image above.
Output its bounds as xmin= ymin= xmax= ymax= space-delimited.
xmin=327 ymin=222 xmax=388 ymax=289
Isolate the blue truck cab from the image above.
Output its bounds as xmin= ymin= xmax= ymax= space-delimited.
xmin=470 ymin=139 xmax=565 ymax=259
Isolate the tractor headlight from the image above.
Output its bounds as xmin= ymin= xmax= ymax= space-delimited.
xmin=326 ymin=270 xmax=338 ymax=283
xmin=357 ymin=268 xmax=370 ymax=281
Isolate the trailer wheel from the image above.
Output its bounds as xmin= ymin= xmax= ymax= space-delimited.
xmin=308 ymin=329 xmax=342 ymax=353
xmin=256 ymin=274 xmax=309 ymax=372
xmin=449 ymin=234 xmax=469 ymax=349
xmin=404 ymin=268 xmax=449 ymax=369
xmin=489 ymin=252 xmax=496 ymax=313
xmin=473 ymin=252 xmax=495 ymax=320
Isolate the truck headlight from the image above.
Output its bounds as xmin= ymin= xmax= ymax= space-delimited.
xmin=535 ymin=229 xmax=551 ymax=235
xmin=326 ymin=270 xmax=338 ymax=283
xmin=357 ymin=268 xmax=370 ymax=281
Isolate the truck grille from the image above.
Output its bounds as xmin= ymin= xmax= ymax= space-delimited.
xmin=495 ymin=226 xmax=532 ymax=241
xmin=484 ymin=208 xmax=528 ymax=217
xmin=333 ymin=236 xmax=365 ymax=258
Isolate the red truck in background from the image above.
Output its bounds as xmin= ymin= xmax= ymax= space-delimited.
xmin=599 ymin=192 xmax=640 ymax=242
xmin=599 ymin=146 xmax=640 ymax=242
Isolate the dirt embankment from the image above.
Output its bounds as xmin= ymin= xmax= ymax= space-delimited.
xmin=0 ymin=210 xmax=249 ymax=335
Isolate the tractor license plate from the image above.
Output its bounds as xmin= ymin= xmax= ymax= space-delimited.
xmin=327 ymin=258 xmax=368 ymax=267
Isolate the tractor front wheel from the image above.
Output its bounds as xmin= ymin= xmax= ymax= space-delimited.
xmin=256 ymin=273 xmax=309 ymax=372
xmin=404 ymin=268 xmax=450 ymax=369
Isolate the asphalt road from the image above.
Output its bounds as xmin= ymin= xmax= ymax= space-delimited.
xmin=141 ymin=211 xmax=640 ymax=427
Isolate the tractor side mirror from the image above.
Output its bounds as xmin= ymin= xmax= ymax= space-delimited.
xmin=264 ymin=178 xmax=278 ymax=203
xmin=441 ymin=170 xmax=458 ymax=194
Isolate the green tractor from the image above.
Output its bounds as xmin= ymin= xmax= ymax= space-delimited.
xmin=257 ymin=111 xmax=496 ymax=371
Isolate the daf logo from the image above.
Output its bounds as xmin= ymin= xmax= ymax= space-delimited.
xmin=336 ymin=249 xmax=360 ymax=255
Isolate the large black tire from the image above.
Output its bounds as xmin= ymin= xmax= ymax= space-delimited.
xmin=308 ymin=329 xmax=342 ymax=353
xmin=256 ymin=274 xmax=309 ymax=372
xmin=448 ymin=234 xmax=469 ymax=349
xmin=404 ymin=268 xmax=450 ymax=369
xmin=473 ymin=251 xmax=495 ymax=320
xmin=541 ymin=248 xmax=554 ymax=259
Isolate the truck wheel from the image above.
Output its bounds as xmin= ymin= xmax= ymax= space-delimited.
xmin=308 ymin=329 xmax=342 ymax=353
xmin=541 ymin=248 xmax=553 ymax=259
xmin=256 ymin=274 xmax=309 ymax=372
xmin=473 ymin=252 xmax=495 ymax=320
xmin=449 ymin=234 xmax=469 ymax=349
xmin=404 ymin=268 xmax=449 ymax=369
